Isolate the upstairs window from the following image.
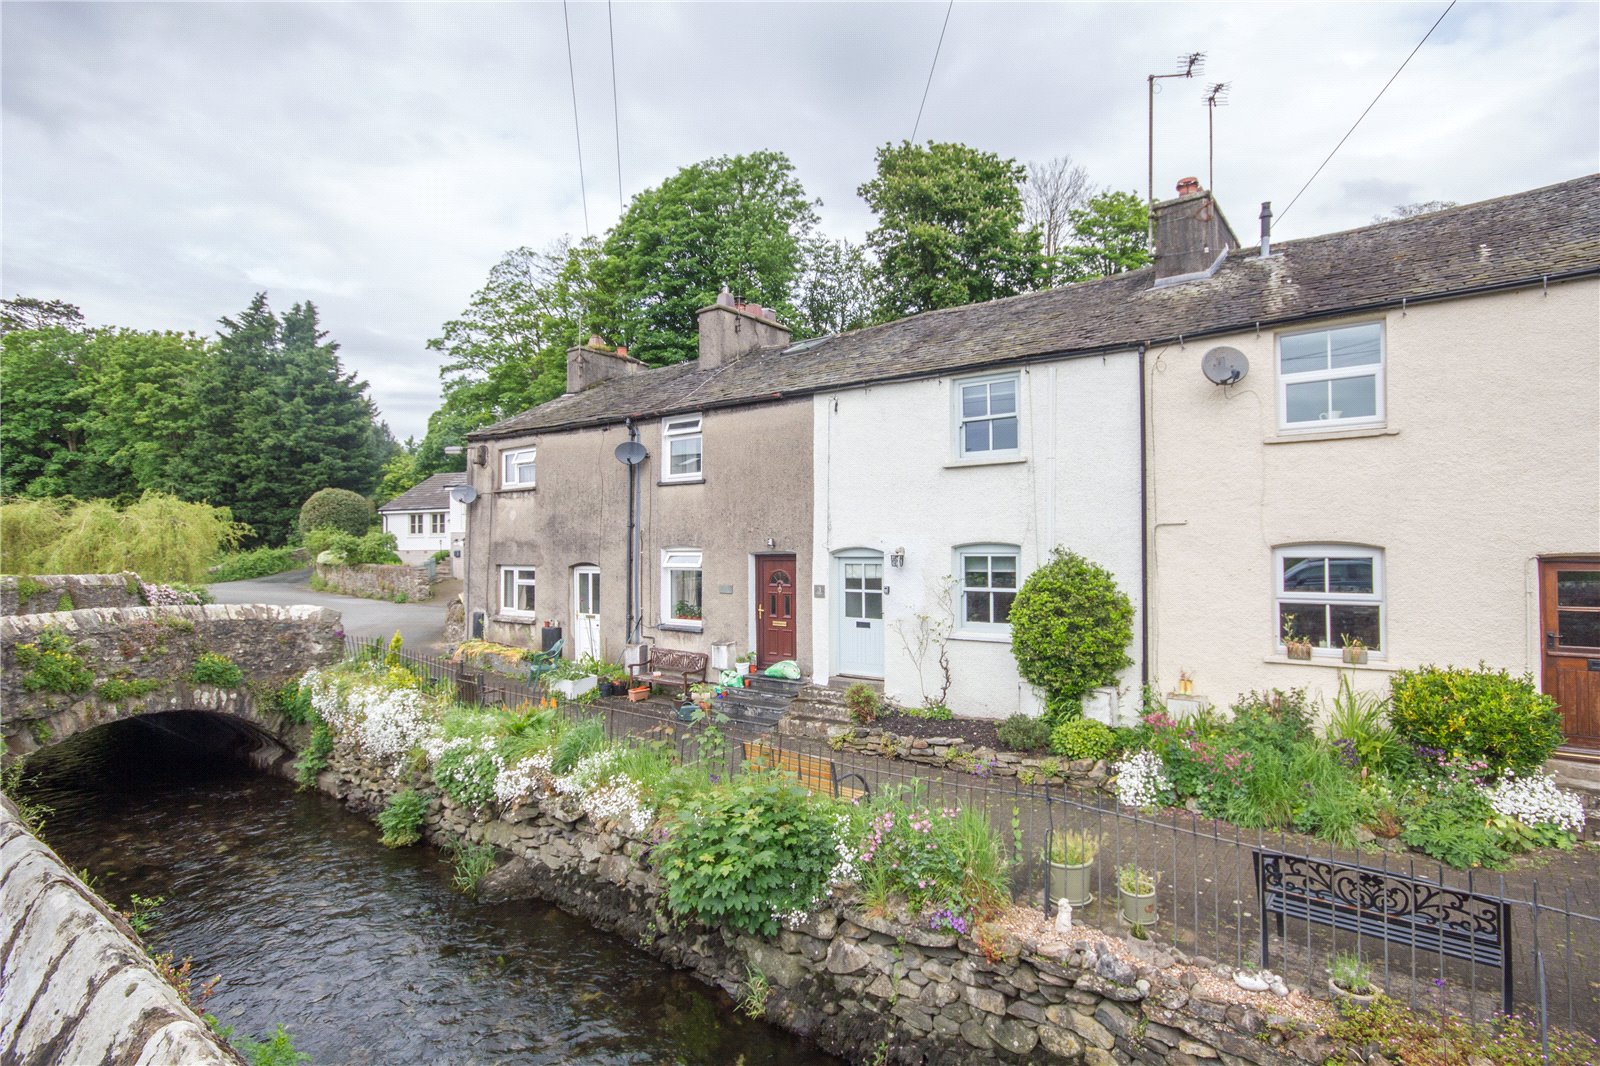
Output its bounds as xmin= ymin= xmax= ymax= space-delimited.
xmin=662 ymin=549 xmax=703 ymax=627
xmin=1276 ymin=546 xmax=1383 ymax=655
xmin=500 ymin=566 xmax=537 ymax=616
xmin=502 ymin=447 xmax=537 ymax=488
xmin=956 ymin=374 xmax=1020 ymax=458
xmin=958 ymin=546 xmax=1019 ymax=631
xmin=408 ymin=514 xmax=425 ymax=536
xmin=430 ymin=512 xmax=447 ymax=535
xmin=1278 ymin=322 xmax=1384 ymax=430
xmin=662 ymin=415 xmax=703 ymax=482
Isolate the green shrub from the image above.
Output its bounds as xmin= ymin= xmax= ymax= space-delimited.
xmin=305 ymin=528 xmax=400 ymax=566
xmin=655 ymin=773 xmax=840 ymax=936
xmin=191 ymin=653 xmax=244 ymax=687
xmin=0 ymin=494 xmax=248 ymax=583
xmin=996 ymin=714 xmax=1051 ymax=752
xmin=14 ymin=627 xmax=93 ymax=694
xmin=1008 ymin=548 xmax=1134 ymax=721
xmin=1399 ymin=780 xmax=1511 ymax=868
xmin=1050 ymin=717 xmax=1116 ymax=761
xmin=272 ymin=682 xmax=316 ymax=725
xmin=211 ymin=547 xmax=300 ymax=582
xmin=844 ymin=682 xmax=879 ymax=723
xmin=903 ymin=702 xmax=953 ymax=720
xmin=298 ymin=488 xmax=372 ymax=537
xmin=1389 ymin=664 xmax=1563 ymax=776
xmin=295 ymin=722 xmax=333 ymax=789
xmin=378 ymin=789 xmax=429 ymax=847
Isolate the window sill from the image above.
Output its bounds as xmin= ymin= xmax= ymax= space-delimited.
xmin=943 ymin=455 xmax=1027 ymax=470
xmin=1262 ymin=655 xmax=1396 ymax=672
xmin=658 ymin=477 xmax=705 ymax=487
xmin=1264 ymin=426 xmax=1397 ymax=446
xmin=657 ymin=622 xmax=704 ymax=633
xmin=949 ymin=630 xmax=1012 ymax=644
xmin=494 ymin=614 xmax=538 ymax=625
xmin=497 ymin=485 xmax=537 ymax=494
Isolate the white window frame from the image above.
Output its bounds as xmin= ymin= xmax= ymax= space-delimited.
xmin=661 ymin=414 xmax=704 ymax=483
xmin=661 ymin=548 xmax=704 ymax=629
xmin=1276 ymin=322 xmax=1386 ymax=432
xmin=953 ymin=372 xmax=1022 ymax=460
xmin=501 ymin=446 xmax=537 ymax=488
xmin=955 ymin=544 xmax=1021 ymax=634
xmin=1274 ymin=545 xmax=1385 ymax=658
xmin=408 ymin=513 xmax=424 ymax=536
xmin=429 ymin=512 xmax=446 ymax=535
xmin=499 ymin=565 xmax=537 ymax=617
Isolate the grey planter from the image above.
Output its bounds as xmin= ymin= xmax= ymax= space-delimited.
xmin=1049 ymin=861 xmax=1094 ymax=908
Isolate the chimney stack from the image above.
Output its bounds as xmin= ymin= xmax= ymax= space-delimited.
xmin=695 ymin=284 xmax=791 ymax=369
xmin=1151 ymin=177 xmax=1240 ymax=286
xmin=565 ymin=335 xmax=647 ymax=394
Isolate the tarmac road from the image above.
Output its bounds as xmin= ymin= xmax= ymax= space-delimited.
xmin=208 ymin=567 xmax=456 ymax=652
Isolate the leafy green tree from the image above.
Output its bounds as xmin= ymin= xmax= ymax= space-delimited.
xmin=593 ymin=151 xmax=819 ymax=363
xmin=80 ymin=330 xmax=208 ymax=494
xmin=1057 ymin=190 xmax=1151 ymax=282
xmin=0 ymin=326 xmax=103 ymax=497
xmin=299 ymin=487 xmax=372 ymax=536
xmin=858 ymin=141 xmax=1044 ymax=318
xmin=1 ymin=296 xmax=85 ymax=335
xmin=793 ymin=237 xmax=880 ymax=337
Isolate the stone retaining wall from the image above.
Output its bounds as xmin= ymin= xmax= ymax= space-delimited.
xmin=0 ymin=802 xmax=239 ymax=1065
xmin=318 ymin=748 xmax=1339 ymax=1066
xmin=827 ymin=723 xmax=1116 ymax=795
xmin=314 ymin=563 xmax=432 ymax=603
xmin=1 ymin=573 xmax=144 ymax=617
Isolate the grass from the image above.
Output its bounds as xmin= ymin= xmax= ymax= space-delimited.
xmin=448 ymin=840 xmax=497 ymax=895
xmin=550 ymin=717 xmax=606 ymax=774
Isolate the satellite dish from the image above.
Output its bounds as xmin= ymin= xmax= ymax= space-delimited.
xmin=448 ymin=484 xmax=478 ymax=504
xmin=614 ymin=440 xmax=648 ymax=466
xmin=1201 ymin=346 xmax=1249 ymax=386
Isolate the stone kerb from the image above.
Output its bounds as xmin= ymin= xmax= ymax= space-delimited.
xmin=314 ymin=563 xmax=432 ymax=603
xmin=1 ymin=573 xmax=145 ymax=617
xmin=1 ymin=603 xmax=344 ymax=759
xmin=0 ymin=803 xmax=240 ymax=1065
xmin=323 ymin=746 xmax=1339 ymax=1066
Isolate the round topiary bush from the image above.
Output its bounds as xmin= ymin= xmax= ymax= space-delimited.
xmin=299 ymin=488 xmax=372 ymax=537
xmin=1389 ymin=663 xmax=1564 ymax=776
xmin=1009 ymin=548 xmax=1134 ymax=722
xmin=1050 ymin=717 xmax=1116 ymax=761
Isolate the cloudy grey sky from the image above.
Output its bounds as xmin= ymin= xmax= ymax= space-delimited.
xmin=4 ymin=1 xmax=1596 ymax=440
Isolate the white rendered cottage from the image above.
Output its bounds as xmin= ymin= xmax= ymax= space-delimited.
xmin=378 ymin=471 xmax=468 ymax=574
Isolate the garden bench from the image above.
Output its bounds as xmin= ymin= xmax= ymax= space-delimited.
xmin=1254 ymin=850 xmax=1513 ymax=1015
xmin=629 ymin=647 xmax=709 ymax=701
xmin=741 ymin=741 xmax=870 ymax=803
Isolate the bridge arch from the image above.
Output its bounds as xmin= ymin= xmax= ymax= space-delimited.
xmin=2 ymin=603 xmax=343 ymax=761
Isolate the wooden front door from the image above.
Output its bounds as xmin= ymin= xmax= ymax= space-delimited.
xmin=755 ymin=555 xmax=797 ymax=667
xmin=1541 ymin=557 xmax=1600 ymax=752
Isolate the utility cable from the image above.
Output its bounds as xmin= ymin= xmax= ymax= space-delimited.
xmin=562 ymin=0 xmax=590 ymax=236
xmin=608 ymin=0 xmax=624 ymax=214
xmin=910 ymin=0 xmax=955 ymax=142
xmin=1277 ymin=0 xmax=1455 ymax=226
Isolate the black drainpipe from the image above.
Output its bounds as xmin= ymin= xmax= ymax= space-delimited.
xmin=1137 ymin=343 xmax=1150 ymax=692
xmin=624 ymin=417 xmax=639 ymax=644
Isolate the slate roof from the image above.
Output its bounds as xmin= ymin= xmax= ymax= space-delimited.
xmin=378 ymin=471 xmax=467 ymax=513
xmin=472 ymin=174 xmax=1600 ymax=441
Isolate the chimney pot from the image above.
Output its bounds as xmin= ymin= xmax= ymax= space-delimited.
xmin=615 ymin=345 xmax=628 ymax=357
xmin=588 ymin=334 xmax=606 ymax=348
xmin=1176 ymin=176 xmax=1201 ymax=197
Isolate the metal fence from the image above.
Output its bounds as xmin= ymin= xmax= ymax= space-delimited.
xmin=345 ymin=640 xmax=1599 ymax=1042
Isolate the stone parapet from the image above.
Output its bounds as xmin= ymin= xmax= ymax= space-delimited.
xmin=0 ymin=573 xmax=145 ymax=616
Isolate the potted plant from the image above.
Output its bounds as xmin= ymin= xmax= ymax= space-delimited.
xmin=1176 ymin=670 xmax=1195 ymax=696
xmin=1117 ymin=863 xmax=1157 ymax=927
xmin=737 ymin=651 xmax=757 ymax=675
xmin=1045 ymin=830 xmax=1099 ymax=908
xmin=1340 ymin=633 xmax=1368 ymax=665
xmin=1328 ymin=951 xmax=1377 ymax=1003
xmin=1282 ymin=614 xmax=1312 ymax=660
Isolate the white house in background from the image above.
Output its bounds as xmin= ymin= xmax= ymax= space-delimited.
xmin=810 ymin=357 xmax=1143 ymax=719
xmin=378 ymin=471 xmax=468 ymax=574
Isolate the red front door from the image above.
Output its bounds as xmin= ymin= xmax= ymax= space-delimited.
xmin=756 ymin=555 xmax=797 ymax=667
xmin=1542 ymin=557 xmax=1600 ymax=752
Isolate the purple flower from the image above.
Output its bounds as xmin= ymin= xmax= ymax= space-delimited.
xmin=1332 ymin=738 xmax=1359 ymax=770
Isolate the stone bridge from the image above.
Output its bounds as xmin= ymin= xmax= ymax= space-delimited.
xmin=1 ymin=603 xmax=343 ymax=762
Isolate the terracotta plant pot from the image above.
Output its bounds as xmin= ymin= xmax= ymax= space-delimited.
xmin=627 ymin=686 xmax=649 ymax=702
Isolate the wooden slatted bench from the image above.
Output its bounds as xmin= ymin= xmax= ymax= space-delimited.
xmin=629 ymin=647 xmax=709 ymax=701
xmin=741 ymin=741 xmax=870 ymax=803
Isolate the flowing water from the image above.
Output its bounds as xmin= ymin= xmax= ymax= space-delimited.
xmin=20 ymin=713 xmax=838 ymax=1065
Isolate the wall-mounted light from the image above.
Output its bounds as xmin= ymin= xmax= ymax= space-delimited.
xmin=766 ymin=537 xmax=776 ymax=549
xmin=890 ymin=547 xmax=906 ymax=568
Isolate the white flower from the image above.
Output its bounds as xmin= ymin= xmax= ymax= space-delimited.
xmin=1482 ymin=772 xmax=1585 ymax=834
xmin=1114 ymin=749 xmax=1171 ymax=809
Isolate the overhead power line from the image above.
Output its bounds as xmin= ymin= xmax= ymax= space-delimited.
xmin=1277 ymin=0 xmax=1456 ymax=225
xmin=608 ymin=0 xmax=624 ymax=215
xmin=910 ymin=1 xmax=955 ymax=142
xmin=562 ymin=0 xmax=590 ymax=236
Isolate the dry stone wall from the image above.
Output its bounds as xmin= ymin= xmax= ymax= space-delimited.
xmin=0 ymin=802 xmax=240 ymax=1066
xmin=320 ymin=748 xmax=1340 ymax=1066
xmin=1 ymin=573 xmax=144 ymax=617
xmin=314 ymin=563 xmax=432 ymax=603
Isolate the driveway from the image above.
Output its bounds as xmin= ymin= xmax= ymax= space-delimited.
xmin=209 ymin=568 xmax=456 ymax=652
